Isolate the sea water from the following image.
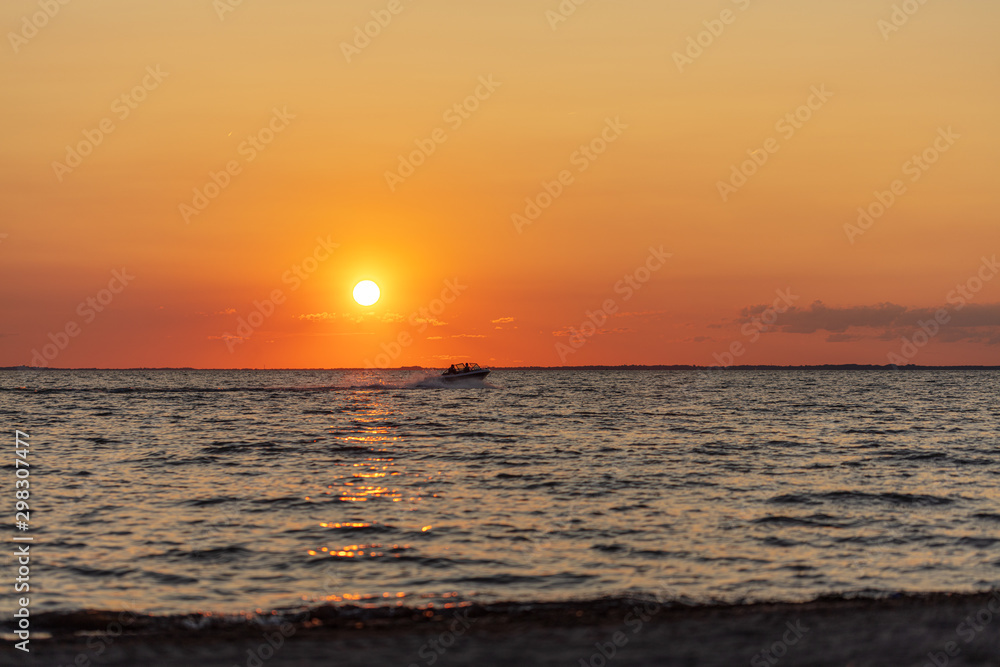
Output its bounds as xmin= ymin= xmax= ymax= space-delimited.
xmin=1 ymin=369 xmax=998 ymax=617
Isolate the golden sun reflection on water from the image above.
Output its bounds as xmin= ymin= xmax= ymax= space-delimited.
xmin=307 ymin=388 xmax=425 ymax=617
xmin=328 ymin=400 xmax=407 ymax=504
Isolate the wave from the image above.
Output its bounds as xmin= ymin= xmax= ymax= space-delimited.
xmin=15 ymin=590 xmax=1000 ymax=639
xmin=767 ymin=491 xmax=956 ymax=507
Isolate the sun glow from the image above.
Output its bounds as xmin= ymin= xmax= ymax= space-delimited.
xmin=353 ymin=280 xmax=380 ymax=307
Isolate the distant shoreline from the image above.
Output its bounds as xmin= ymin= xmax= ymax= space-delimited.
xmin=3 ymin=365 xmax=1000 ymax=371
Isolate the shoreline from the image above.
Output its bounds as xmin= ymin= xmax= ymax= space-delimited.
xmin=6 ymin=591 xmax=999 ymax=666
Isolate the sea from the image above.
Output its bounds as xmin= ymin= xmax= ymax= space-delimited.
xmin=2 ymin=369 xmax=999 ymax=622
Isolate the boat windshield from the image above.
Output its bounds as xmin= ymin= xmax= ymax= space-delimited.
xmin=444 ymin=362 xmax=483 ymax=374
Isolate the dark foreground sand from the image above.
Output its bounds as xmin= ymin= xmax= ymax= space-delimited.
xmin=4 ymin=592 xmax=999 ymax=666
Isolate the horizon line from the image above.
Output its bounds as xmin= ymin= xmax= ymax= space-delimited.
xmin=4 ymin=364 xmax=1000 ymax=371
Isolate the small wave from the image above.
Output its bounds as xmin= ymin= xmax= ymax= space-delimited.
xmin=85 ymin=436 xmax=120 ymax=444
xmin=882 ymin=450 xmax=949 ymax=461
xmin=759 ymin=536 xmax=805 ymax=548
xmin=767 ymin=491 xmax=954 ymax=507
xmin=63 ymin=564 xmax=137 ymax=579
xmin=158 ymin=546 xmax=254 ymax=563
xmin=752 ymin=515 xmax=845 ymax=528
xmin=141 ymin=570 xmax=200 ymax=585
xmin=768 ymin=494 xmax=822 ymax=505
xmin=186 ymin=496 xmax=244 ymax=507
xmin=843 ymin=428 xmax=910 ymax=435
xmin=957 ymin=537 xmax=999 ymax=548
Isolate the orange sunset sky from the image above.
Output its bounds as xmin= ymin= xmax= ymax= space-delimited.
xmin=1 ymin=0 xmax=998 ymax=368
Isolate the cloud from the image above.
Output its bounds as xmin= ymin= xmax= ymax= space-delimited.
xmin=451 ymin=334 xmax=486 ymax=339
xmin=491 ymin=317 xmax=515 ymax=324
xmin=207 ymin=334 xmax=243 ymax=343
xmin=295 ymin=312 xmax=407 ymax=324
xmin=743 ymin=301 xmax=907 ymax=334
xmin=412 ymin=316 xmax=446 ymax=327
xmin=825 ymin=332 xmax=866 ymax=343
xmin=732 ymin=300 xmax=1000 ymax=345
xmin=551 ymin=327 xmax=632 ymax=338
xmin=297 ymin=312 xmax=338 ymax=323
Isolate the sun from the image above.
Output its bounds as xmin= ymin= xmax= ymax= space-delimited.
xmin=353 ymin=280 xmax=380 ymax=306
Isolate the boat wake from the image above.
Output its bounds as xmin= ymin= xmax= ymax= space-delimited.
xmin=396 ymin=373 xmax=494 ymax=389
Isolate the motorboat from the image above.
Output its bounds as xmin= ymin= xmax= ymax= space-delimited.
xmin=441 ymin=362 xmax=490 ymax=381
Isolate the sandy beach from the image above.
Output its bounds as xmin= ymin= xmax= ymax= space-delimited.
xmin=5 ymin=592 xmax=999 ymax=667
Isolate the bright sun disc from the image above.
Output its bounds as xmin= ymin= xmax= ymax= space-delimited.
xmin=353 ymin=280 xmax=380 ymax=306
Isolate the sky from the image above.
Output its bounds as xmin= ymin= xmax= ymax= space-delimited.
xmin=1 ymin=0 xmax=998 ymax=368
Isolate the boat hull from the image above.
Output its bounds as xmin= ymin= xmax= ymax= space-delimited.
xmin=441 ymin=369 xmax=491 ymax=381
